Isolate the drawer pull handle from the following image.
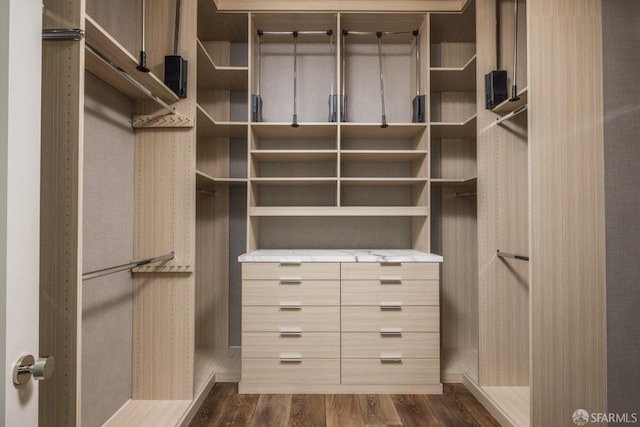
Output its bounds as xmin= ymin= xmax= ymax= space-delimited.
xmin=380 ymin=259 xmax=402 ymax=266
xmin=380 ymin=355 xmax=403 ymax=363
xmin=380 ymin=328 xmax=403 ymax=336
xmin=280 ymin=302 xmax=302 ymax=310
xmin=380 ymin=276 xmax=402 ymax=284
xmin=279 ymin=327 xmax=302 ymax=336
xmin=279 ymin=277 xmax=302 ymax=284
xmin=280 ymin=260 xmax=302 ymax=266
xmin=280 ymin=353 xmax=303 ymax=363
xmin=379 ymin=302 xmax=402 ymax=310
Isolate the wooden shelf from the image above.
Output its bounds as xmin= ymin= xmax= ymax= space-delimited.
xmin=492 ymin=87 xmax=528 ymax=114
xmin=197 ymin=40 xmax=248 ymax=91
xmin=431 ymin=177 xmax=477 ymax=186
xmin=464 ymin=375 xmax=530 ymax=427
xmin=251 ymin=150 xmax=337 ymax=161
xmin=430 ymin=55 xmax=477 ymax=92
xmin=430 ymin=1 xmax=475 ymax=43
xmin=251 ymin=122 xmax=338 ymax=138
xmin=250 ymin=206 xmax=429 ymax=217
xmin=84 ymin=15 xmax=179 ymax=103
xmin=341 ymin=178 xmax=428 ymax=185
xmin=103 ymin=400 xmax=191 ymax=427
xmin=250 ymin=177 xmax=337 ymax=185
xmin=431 ymin=114 xmax=477 ymax=139
xmin=340 ymin=123 xmax=427 ymax=139
xmin=341 ymin=150 xmax=428 ymax=161
xmin=442 ymin=348 xmax=478 ymax=383
xmin=196 ymin=105 xmax=247 ymax=137
xmin=196 ymin=171 xmax=247 ymax=188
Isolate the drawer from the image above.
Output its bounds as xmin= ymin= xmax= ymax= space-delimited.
xmin=341 ymin=332 xmax=439 ymax=359
xmin=341 ymin=306 xmax=439 ymax=332
xmin=243 ymin=280 xmax=339 ymax=306
xmin=341 ymin=262 xmax=439 ymax=280
xmin=342 ymin=358 xmax=440 ymax=385
xmin=242 ymin=262 xmax=340 ymax=280
xmin=243 ymin=305 xmax=340 ymax=332
xmin=242 ymin=358 xmax=340 ymax=384
xmin=243 ymin=331 xmax=340 ymax=359
xmin=341 ymin=280 xmax=439 ymax=306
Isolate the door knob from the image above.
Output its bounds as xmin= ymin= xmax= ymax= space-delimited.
xmin=12 ymin=355 xmax=55 ymax=385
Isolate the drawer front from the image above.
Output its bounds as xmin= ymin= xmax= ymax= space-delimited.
xmin=243 ymin=305 xmax=340 ymax=332
xmin=242 ymin=358 xmax=340 ymax=384
xmin=242 ymin=262 xmax=340 ymax=280
xmin=243 ymin=331 xmax=340 ymax=359
xmin=341 ymin=332 xmax=439 ymax=359
xmin=341 ymin=280 xmax=439 ymax=306
xmin=342 ymin=358 xmax=440 ymax=385
xmin=341 ymin=306 xmax=439 ymax=332
xmin=243 ymin=280 xmax=339 ymax=306
xmin=341 ymin=262 xmax=439 ymax=281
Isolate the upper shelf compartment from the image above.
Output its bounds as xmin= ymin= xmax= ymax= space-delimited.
xmin=197 ymin=40 xmax=248 ymax=90
xmin=198 ymin=0 xmax=248 ymax=42
xmin=430 ymin=55 xmax=476 ymax=92
xmin=430 ymin=1 xmax=476 ymax=43
xmin=84 ymin=15 xmax=179 ymax=103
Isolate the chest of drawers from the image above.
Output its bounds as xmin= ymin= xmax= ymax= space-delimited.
xmin=239 ymin=250 xmax=442 ymax=394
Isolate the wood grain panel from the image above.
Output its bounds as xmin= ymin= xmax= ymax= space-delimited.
xmin=341 ymin=262 xmax=439 ymax=280
xmin=528 ymin=0 xmax=607 ymax=424
xmin=40 ymin=0 xmax=84 ymax=424
xmin=341 ymin=279 xmax=439 ymax=306
xmin=243 ymin=332 xmax=340 ymax=359
xmin=341 ymin=332 xmax=439 ymax=359
xmin=217 ymin=0 xmax=467 ymax=12
xmin=242 ymin=262 xmax=341 ymax=280
xmin=242 ymin=359 xmax=340 ymax=385
xmin=476 ymin=0 xmax=529 ymax=387
xmin=243 ymin=280 xmax=340 ymax=306
xmin=132 ymin=273 xmax=194 ymax=399
xmin=243 ymin=306 xmax=340 ymax=332
xmin=341 ymin=306 xmax=439 ymax=332
xmin=104 ymin=400 xmax=191 ymax=427
xmin=342 ymin=358 xmax=440 ymax=385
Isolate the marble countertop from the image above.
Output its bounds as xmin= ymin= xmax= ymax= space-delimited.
xmin=238 ymin=249 xmax=443 ymax=263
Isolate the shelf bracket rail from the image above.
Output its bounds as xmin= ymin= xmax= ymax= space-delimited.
xmin=496 ymin=249 xmax=529 ymax=262
xmin=83 ymin=251 xmax=176 ymax=281
xmin=85 ymin=44 xmax=177 ymax=115
xmin=495 ymin=104 xmax=527 ymax=126
xmin=42 ymin=29 xmax=85 ymax=41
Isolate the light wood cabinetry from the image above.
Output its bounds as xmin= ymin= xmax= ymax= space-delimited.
xmin=239 ymin=257 xmax=441 ymax=394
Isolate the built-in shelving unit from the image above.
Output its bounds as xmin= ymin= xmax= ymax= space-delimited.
xmin=430 ymin=55 xmax=477 ymax=91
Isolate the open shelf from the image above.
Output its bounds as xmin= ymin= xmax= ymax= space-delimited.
xmin=196 ymin=170 xmax=247 ymax=188
xmin=251 ymin=150 xmax=337 ymax=161
xmin=84 ymin=15 xmax=179 ymax=103
xmin=196 ymin=105 xmax=247 ymax=137
xmin=251 ymin=177 xmax=337 ymax=185
xmin=431 ymin=114 xmax=477 ymax=139
xmin=442 ymin=348 xmax=478 ymax=383
xmin=431 ymin=177 xmax=477 ymax=186
xmin=340 ymin=150 xmax=428 ymax=161
xmin=464 ymin=375 xmax=530 ymax=427
xmin=340 ymin=123 xmax=427 ymax=139
xmin=430 ymin=55 xmax=477 ymax=92
xmin=492 ymin=87 xmax=528 ymax=114
xmin=430 ymin=2 xmax=476 ymax=43
xmin=198 ymin=0 xmax=248 ymax=42
xmin=249 ymin=206 xmax=429 ymax=217
xmin=341 ymin=178 xmax=428 ymax=185
xmin=251 ymin=123 xmax=338 ymax=138
xmin=197 ymin=40 xmax=248 ymax=91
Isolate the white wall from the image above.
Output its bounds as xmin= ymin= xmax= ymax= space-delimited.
xmin=0 ymin=0 xmax=42 ymax=425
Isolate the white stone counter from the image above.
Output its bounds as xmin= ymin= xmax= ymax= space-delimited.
xmin=238 ymin=249 xmax=443 ymax=263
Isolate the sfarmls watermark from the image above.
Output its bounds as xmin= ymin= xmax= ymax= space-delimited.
xmin=573 ymin=409 xmax=638 ymax=425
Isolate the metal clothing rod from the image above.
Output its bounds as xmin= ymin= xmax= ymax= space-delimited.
xmin=454 ymin=191 xmax=477 ymax=198
xmin=196 ymin=188 xmax=216 ymax=196
xmin=82 ymin=251 xmax=175 ymax=281
xmin=86 ymin=45 xmax=177 ymax=115
xmin=495 ymin=104 xmax=527 ymax=125
xmin=292 ymin=32 xmax=299 ymax=127
xmin=42 ymin=29 xmax=85 ymax=41
xmin=137 ymin=0 xmax=149 ymax=72
xmin=377 ymin=32 xmax=388 ymax=128
xmin=344 ymin=30 xmax=417 ymax=36
xmin=258 ymin=30 xmax=332 ymax=36
xmin=497 ymin=249 xmax=529 ymax=262
xmin=511 ymin=0 xmax=520 ymax=100
xmin=173 ymin=0 xmax=182 ymax=56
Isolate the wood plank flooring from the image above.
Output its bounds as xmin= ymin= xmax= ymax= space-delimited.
xmin=190 ymin=383 xmax=500 ymax=426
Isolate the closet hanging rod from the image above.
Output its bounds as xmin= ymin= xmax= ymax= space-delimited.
xmin=495 ymin=104 xmax=527 ymax=126
xmin=496 ymin=249 xmax=529 ymax=262
xmin=82 ymin=251 xmax=176 ymax=281
xmin=257 ymin=30 xmax=332 ymax=36
xmin=343 ymin=30 xmax=418 ymax=36
xmin=196 ymin=188 xmax=216 ymax=196
xmin=454 ymin=191 xmax=477 ymax=198
xmin=85 ymin=44 xmax=177 ymax=115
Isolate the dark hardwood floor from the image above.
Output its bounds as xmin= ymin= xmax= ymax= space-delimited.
xmin=190 ymin=383 xmax=500 ymax=427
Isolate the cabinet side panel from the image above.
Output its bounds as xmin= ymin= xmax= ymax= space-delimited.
xmin=529 ymin=0 xmax=607 ymax=424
